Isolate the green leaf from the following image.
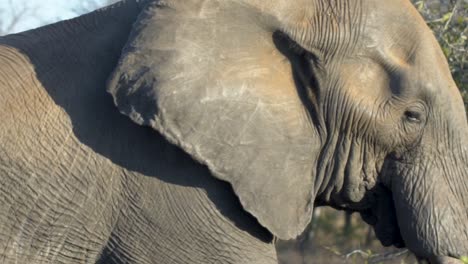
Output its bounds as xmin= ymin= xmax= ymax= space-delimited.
xmin=457 ymin=17 xmax=465 ymax=24
xmin=441 ymin=12 xmax=453 ymax=22
xmin=415 ymin=1 xmax=425 ymax=11
xmin=460 ymin=256 xmax=468 ymax=264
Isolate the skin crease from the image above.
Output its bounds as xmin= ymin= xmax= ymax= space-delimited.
xmin=0 ymin=0 xmax=466 ymax=264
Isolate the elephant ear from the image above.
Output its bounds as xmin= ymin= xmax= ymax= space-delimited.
xmin=108 ymin=0 xmax=320 ymax=239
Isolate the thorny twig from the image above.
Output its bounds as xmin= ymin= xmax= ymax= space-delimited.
xmin=442 ymin=0 xmax=462 ymax=33
xmin=323 ymin=246 xmax=410 ymax=264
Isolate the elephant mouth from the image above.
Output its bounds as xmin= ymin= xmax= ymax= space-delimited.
xmin=353 ymin=184 xmax=406 ymax=249
xmin=322 ymin=185 xmax=407 ymax=248
xmin=359 ymin=204 xmax=406 ymax=249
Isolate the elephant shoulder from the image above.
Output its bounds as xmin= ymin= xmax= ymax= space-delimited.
xmin=0 ymin=43 xmax=35 ymax=80
xmin=0 ymin=44 xmax=39 ymax=112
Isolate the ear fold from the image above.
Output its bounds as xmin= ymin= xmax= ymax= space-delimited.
xmin=108 ymin=0 xmax=320 ymax=239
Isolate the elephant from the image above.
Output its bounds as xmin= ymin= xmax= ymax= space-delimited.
xmin=0 ymin=0 xmax=466 ymax=263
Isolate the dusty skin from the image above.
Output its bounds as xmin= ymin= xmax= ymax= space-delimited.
xmin=0 ymin=0 xmax=466 ymax=263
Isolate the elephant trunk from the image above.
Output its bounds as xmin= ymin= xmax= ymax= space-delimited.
xmin=429 ymin=256 xmax=465 ymax=264
xmin=390 ymin=139 xmax=468 ymax=261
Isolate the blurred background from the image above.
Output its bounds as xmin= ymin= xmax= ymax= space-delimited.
xmin=0 ymin=0 xmax=466 ymax=263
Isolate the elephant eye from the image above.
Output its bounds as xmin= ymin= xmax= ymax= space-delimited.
xmin=404 ymin=110 xmax=422 ymax=123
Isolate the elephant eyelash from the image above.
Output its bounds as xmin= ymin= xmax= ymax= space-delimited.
xmin=404 ymin=110 xmax=422 ymax=123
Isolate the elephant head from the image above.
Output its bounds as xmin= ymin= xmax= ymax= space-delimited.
xmin=107 ymin=0 xmax=467 ymax=262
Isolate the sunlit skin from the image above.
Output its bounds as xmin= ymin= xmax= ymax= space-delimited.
xmin=0 ymin=0 xmax=466 ymax=263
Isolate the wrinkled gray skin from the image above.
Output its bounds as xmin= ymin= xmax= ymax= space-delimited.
xmin=0 ymin=0 xmax=466 ymax=263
